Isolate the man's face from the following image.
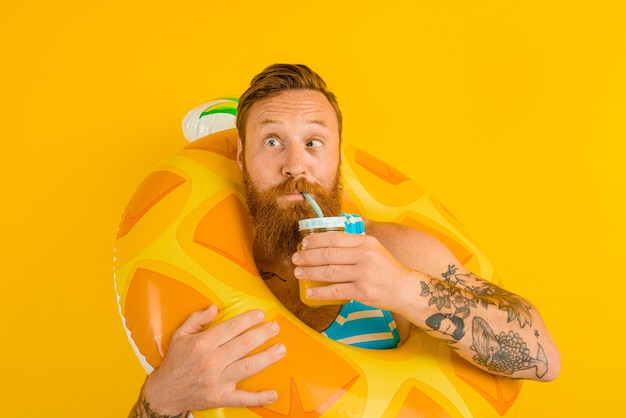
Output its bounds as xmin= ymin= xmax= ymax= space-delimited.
xmin=237 ymin=89 xmax=343 ymax=260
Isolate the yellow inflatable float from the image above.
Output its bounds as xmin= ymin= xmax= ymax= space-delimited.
xmin=114 ymin=99 xmax=523 ymax=417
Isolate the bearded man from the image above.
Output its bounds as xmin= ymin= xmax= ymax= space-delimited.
xmin=130 ymin=63 xmax=560 ymax=418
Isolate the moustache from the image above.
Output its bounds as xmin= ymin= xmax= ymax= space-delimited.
xmin=264 ymin=177 xmax=329 ymax=200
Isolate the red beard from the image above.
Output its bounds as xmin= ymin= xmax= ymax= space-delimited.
xmin=243 ymin=170 xmax=343 ymax=260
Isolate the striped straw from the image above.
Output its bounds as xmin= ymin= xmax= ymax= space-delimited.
xmin=302 ymin=192 xmax=324 ymax=218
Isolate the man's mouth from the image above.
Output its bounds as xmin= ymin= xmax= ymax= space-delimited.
xmin=281 ymin=191 xmax=305 ymax=201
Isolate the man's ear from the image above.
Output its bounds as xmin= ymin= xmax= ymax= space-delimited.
xmin=236 ymin=137 xmax=244 ymax=172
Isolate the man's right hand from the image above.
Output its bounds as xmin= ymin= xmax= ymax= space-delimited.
xmin=134 ymin=305 xmax=286 ymax=417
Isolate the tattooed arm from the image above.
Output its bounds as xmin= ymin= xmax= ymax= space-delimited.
xmin=292 ymin=221 xmax=560 ymax=382
xmin=414 ymin=264 xmax=558 ymax=381
xmin=129 ymin=386 xmax=185 ymax=418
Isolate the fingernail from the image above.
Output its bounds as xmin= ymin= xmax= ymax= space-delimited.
xmin=271 ymin=321 xmax=280 ymax=332
xmin=291 ymin=252 xmax=300 ymax=263
xmin=294 ymin=267 xmax=303 ymax=278
xmin=256 ymin=310 xmax=265 ymax=320
xmin=276 ymin=344 xmax=286 ymax=356
xmin=306 ymin=288 xmax=313 ymax=297
xmin=300 ymin=238 xmax=309 ymax=250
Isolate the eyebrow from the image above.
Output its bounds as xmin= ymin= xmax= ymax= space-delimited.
xmin=258 ymin=118 xmax=278 ymax=127
xmin=258 ymin=118 xmax=330 ymax=128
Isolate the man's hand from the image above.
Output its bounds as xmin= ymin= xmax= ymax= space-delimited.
xmin=138 ymin=305 xmax=286 ymax=416
xmin=291 ymin=232 xmax=412 ymax=312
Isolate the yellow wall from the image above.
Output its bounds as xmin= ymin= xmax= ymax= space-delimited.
xmin=2 ymin=1 xmax=623 ymax=416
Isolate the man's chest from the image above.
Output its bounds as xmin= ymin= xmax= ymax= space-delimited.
xmin=258 ymin=263 xmax=341 ymax=332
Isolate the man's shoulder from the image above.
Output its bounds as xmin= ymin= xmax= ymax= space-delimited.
xmin=362 ymin=217 xmax=458 ymax=272
xmin=362 ymin=218 xmax=433 ymax=243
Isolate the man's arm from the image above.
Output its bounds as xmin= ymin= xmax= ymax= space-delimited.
xmin=396 ymin=262 xmax=559 ymax=381
xmin=292 ymin=222 xmax=560 ymax=382
xmin=129 ymin=387 xmax=185 ymax=418
xmin=129 ymin=306 xmax=286 ymax=417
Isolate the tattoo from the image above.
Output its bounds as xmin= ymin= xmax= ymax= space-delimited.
xmin=425 ymin=313 xmax=466 ymax=340
xmin=419 ymin=265 xmax=548 ymax=377
xmin=471 ymin=317 xmax=548 ymax=378
xmin=129 ymin=396 xmax=185 ymax=418
xmin=260 ymin=269 xmax=286 ymax=282
xmin=420 ymin=264 xmax=533 ymax=341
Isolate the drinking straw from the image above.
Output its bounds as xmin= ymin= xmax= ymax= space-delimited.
xmin=302 ymin=192 xmax=324 ymax=218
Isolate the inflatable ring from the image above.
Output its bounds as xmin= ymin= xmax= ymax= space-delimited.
xmin=114 ymin=101 xmax=523 ymax=417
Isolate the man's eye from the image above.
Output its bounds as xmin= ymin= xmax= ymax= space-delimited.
xmin=264 ymin=138 xmax=280 ymax=147
xmin=307 ymin=139 xmax=323 ymax=148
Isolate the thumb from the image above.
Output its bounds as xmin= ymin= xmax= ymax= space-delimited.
xmin=173 ymin=305 xmax=219 ymax=338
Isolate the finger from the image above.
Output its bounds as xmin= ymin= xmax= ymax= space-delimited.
xmin=299 ymin=231 xmax=362 ymax=250
xmin=172 ymin=305 xmax=219 ymax=338
xmin=224 ymin=342 xmax=287 ymax=384
xmin=292 ymin=246 xmax=356 ymax=267
xmin=221 ymin=389 xmax=279 ymax=408
xmin=305 ymin=281 xmax=353 ymax=302
xmin=294 ymin=264 xmax=357 ymax=283
xmin=208 ymin=309 xmax=268 ymax=347
xmin=218 ymin=319 xmax=282 ymax=365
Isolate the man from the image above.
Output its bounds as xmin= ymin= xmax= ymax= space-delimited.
xmin=130 ymin=64 xmax=560 ymax=417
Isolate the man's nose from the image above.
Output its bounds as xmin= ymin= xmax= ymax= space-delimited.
xmin=281 ymin=145 xmax=307 ymax=178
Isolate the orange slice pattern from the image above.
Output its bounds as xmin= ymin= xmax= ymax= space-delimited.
xmin=354 ymin=149 xmax=409 ymax=185
xmin=193 ymin=193 xmax=257 ymax=276
xmin=449 ymin=351 xmax=523 ymax=416
xmin=239 ymin=313 xmax=363 ymax=417
xmin=396 ymin=386 xmax=454 ymax=418
xmin=124 ymin=267 xmax=213 ymax=368
xmin=117 ymin=171 xmax=186 ymax=239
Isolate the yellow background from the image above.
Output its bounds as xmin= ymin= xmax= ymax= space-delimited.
xmin=2 ymin=1 xmax=623 ymax=416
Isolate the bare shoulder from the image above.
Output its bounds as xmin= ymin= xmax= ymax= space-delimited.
xmin=363 ymin=218 xmax=441 ymax=249
xmin=363 ymin=218 xmax=461 ymax=275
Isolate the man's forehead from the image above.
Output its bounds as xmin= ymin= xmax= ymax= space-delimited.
xmin=257 ymin=116 xmax=332 ymax=129
xmin=249 ymin=90 xmax=336 ymax=123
